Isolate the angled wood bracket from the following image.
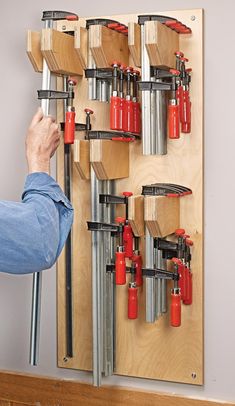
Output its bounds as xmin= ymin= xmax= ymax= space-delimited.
xmin=144 ymin=196 xmax=180 ymax=237
xmin=89 ymin=25 xmax=129 ymax=68
xmin=41 ymin=28 xmax=83 ymax=76
xmin=27 ymin=31 xmax=43 ymax=72
xmin=74 ymin=140 xmax=90 ymax=180
xmin=128 ymin=22 xmax=141 ymax=67
xmin=145 ymin=21 xmax=179 ymax=68
xmin=90 ymin=140 xmax=129 ymax=180
xmin=128 ymin=195 xmax=144 ymax=236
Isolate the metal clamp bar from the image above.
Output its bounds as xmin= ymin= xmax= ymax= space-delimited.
xmin=29 ymin=17 xmax=53 ymax=367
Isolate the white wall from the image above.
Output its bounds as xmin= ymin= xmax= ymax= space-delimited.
xmin=0 ymin=0 xmax=234 ymax=403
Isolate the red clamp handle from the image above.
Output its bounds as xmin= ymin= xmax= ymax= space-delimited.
xmin=168 ymin=103 xmax=180 ymax=139
xmin=123 ymin=224 xmax=134 ymax=259
xmin=183 ymin=268 xmax=193 ymax=305
xmin=132 ymin=253 xmax=143 ymax=287
xmin=115 ymin=251 xmax=126 ymax=285
xmin=123 ymin=99 xmax=134 ymax=133
xmin=181 ymin=90 xmax=191 ymax=133
xmin=110 ymin=95 xmax=121 ymax=130
xmin=128 ymin=285 xmax=138 ymax=319
xmin=64 ymin=111 xmax=75 ymax=144
xmin=171 ymin=289 xmax=181 ymax=327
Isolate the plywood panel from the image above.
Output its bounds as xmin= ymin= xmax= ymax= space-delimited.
xmin=0 ymin=372 xmax=231 ymax=406
xmin=56 ymin=8 xmax=203 ymax=385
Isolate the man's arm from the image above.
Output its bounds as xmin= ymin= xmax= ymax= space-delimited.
xmin=0 ymin=109 xmax=73 ymax=274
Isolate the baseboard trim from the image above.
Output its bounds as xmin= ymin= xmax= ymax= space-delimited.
xmin=0 ymin=371 xmax=233 ymax=406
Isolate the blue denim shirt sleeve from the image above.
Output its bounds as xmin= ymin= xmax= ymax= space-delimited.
xmin=0 ymin=172 xmax=73 ymax=274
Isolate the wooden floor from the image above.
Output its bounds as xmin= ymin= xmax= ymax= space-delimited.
xmin=0 ymin=371 xmax=233 ymax=406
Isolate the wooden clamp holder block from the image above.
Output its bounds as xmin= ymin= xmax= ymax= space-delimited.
xmin=128 ymin=22 xmax=141 ymax=68
xmin=74 ymin=27 xmax=87 ymax=69
xmin=90 ymin=140 xmax=129 ymax=180
xmin=27 ymin=26 xmax=87 ymax=74
xmin=145 ymin=21 xmax=179 ymax=68
xmin=27 ymin=31 xmax=43 ymax=72
xmin=128 ymin=195 xmax=144 ymax=236
xmin=74 ymin=139 xmax=90 ymax=180
xmin=41 ymin=28 xmax=84 ymax=76
xmin=89 ymin=25 xmax=129 ymax=68
xmin=144 ymin=196 xmax=180 ymax=237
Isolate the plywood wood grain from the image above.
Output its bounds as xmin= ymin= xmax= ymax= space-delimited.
xmin=90 ymin=140 xmax=129 ymax=180
xmin=145 ymin=196 xmax=180 ymax=237
xmin=128 ymin=195 xmax=145 ymax=236
xmin=56 ymin=8 xmax=203 ymax=385
xmin=26 ymin=31 xmax=42 ymax=72
xmin=145 ymin=20 xmax=179 ymax=68
xmin=128 ymin=22 xmax=141 ymax=67
xmin=74 ymin=139 xmax=90 ymax=180
xmin=90 ymin=25 xmax=129 ymax=68
xmin=41 ymin=28 xmax=83 ymax=76
xmin=74 ymin=27 xmax=87 ymax=69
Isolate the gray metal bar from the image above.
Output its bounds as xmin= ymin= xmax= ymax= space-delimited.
xmin=88 ymin=30 xmax=97 ymax=100
xmin=155 ymin=247 xmax=167 ymax=315
xmin=141 ymin=24 xmax=151 ymax=155
xmin=145 ymin=228 xmax=155 ymax=322
xmin=29 ymin=17 xmax=52 ymax=367
xmin=150 ymin=77 xmax=156 ymax=154
xmin=101 ymin=80 xmax=108 ymax=103
xmin=96 ymin=80 xmax=101 ymax=101
xmin=155 ymin=81 xmax=167 ymax=155
xmin=91 ymin=168 xmax=103 ymax=387
xmin=103 ymin=180 xmax=115 ymax=377
xmin=153 ymin=247 xmax=160 ymax=320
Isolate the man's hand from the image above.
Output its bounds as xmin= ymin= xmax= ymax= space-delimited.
xmin=26 ymin=108 xmax=61 ymax=174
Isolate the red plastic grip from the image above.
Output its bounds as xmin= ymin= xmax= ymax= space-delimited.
xmin=123 ymin=224 xmax=133 ymax=258
xmin=171 ymin=290 xmax=181 ymax=327
xmin=178 ymin=263 xmax=186 ymax=301
xmin=183 ymin=269 xmax=192 ymax=305
xmin=110 ymin=96 xmax=121 ymax=130
xmin=115 ymin=251 xmax=126 ymax=285
xmin=128 ymin=286 xmax=138 ymax=319
xmin=64 ymin=111 xmax=75 ymax=144
xmin=133 ymin=254 xmax=143 ymax=287
xmin=182 ymin=122 xmax=191 ymax=133
xmin=181 ymin=90 xmax=191 ymax=133
xmin=119 ymin=98 xmax=125 ymax=131
xmin=133 ymin=101 xmax=141 ymax=134
xmin=168 ymin=103 xmax=180 ymax=139
xmin=123 ymin=100 xmax=134 ymax=133
xmin=177 ymin=86 xmax=183 ymax=120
